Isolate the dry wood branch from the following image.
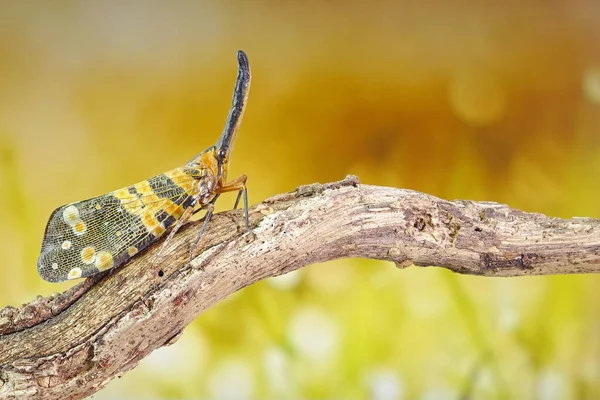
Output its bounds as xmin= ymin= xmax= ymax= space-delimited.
xmin=1 ymin=175 xmax=600 ymax=399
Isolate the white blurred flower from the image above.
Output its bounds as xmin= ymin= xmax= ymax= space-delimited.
xmin=263 ymin=347 xmax=295 ymax=396
xmin=495 ymin=281 xmax=520 ymax=332
xmin=420 ymin=386 xmax=457 ymax=400
xmin=497 ymin=306 xmax=519 ymax=332
xmin=268 ymin=269 xmax=303 ymax=290
xmin=365 ymin=368 xmax=404 ymax=400
xmin=287 ymin=306 xmax=339 ymax=360
xmin=473 ymin=367 xmax=494 ymax=393
xmin=306 ymin=260 xmax=355 ymax=294
xmin=537 ymin=369 xmax=569 ymax=400
xmin=583 ymin=65 xmax=600 ymax=105
xmin=142 ymin=328 xmax=208 ymax=380
xmin=207 ymin=358 xmax=254 ymax=400
xmin=401 ymin=270 xmax=449 ymax=319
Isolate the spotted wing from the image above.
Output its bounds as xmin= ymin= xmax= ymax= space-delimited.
xmin=37 ymin=167 xmax=203 ymax=282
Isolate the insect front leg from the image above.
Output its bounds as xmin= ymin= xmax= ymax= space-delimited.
xmin=218 ymin=174 xmax=251 ymax=236
xmin=187 ymin=175 xmax=252 ymax=263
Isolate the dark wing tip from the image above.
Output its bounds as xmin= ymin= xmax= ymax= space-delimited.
xmin=37 ymin=261 xmax=64 ymax=283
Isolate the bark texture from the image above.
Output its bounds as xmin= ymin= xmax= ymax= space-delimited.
xmin=1 ymin=175 xmax=600 ymax=399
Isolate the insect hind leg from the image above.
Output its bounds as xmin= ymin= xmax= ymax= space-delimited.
xmin=153 ymin=189 xmax=206 ymax=266
xmin=152 ymin=206 xmax=195 ymax=265
xmin=189 ymin=194 xmax=220 ymax=261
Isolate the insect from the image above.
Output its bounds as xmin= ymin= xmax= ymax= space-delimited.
xmin=37 ymin=50 xmax=252 ymax=282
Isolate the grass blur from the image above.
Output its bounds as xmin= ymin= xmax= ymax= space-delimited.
xmin=1 ymin=1 xmax=600 ymax=398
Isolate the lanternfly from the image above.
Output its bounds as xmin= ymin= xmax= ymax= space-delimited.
xmin=37 ymin=50 xmax=252 ymax=282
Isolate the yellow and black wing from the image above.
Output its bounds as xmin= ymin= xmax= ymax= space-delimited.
xmin=37 ymin=167 xmax=203 ymax=282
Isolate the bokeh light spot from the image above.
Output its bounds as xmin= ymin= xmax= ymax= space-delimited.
xmin=537 ymin=369 xmax=568 ymax=400
xmin=288 ymin=306 xmax=339 ymax=360
xmin=306 ymin=259 xmax=355 ymax=294
xmin=262 ymin=347 xmax=294 ymax=395
xmin=365 ymin=369 xmax=404 ymax=400
xmin=582 ymin=65 xmax=600 ymax=105
xmin=143 ymin=329 xmax=208 ymax=380
xmin=207 ymin=359 xmax=254 ymax=400
xmin=449 ymin=68 xmax=506 ymax=127
xmin=267 ymin=269 xmax=303 ymax=290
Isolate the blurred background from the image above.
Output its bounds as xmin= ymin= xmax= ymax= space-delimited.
xmin=1 ymin=1 xmax=600 ymax=398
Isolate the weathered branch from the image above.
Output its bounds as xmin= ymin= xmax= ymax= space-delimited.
xmin=1 ymin=175 xmax=600 ymax=399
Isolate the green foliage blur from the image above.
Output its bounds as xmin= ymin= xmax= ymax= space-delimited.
xmin=1 ymin=1 xmax=600 ymax=398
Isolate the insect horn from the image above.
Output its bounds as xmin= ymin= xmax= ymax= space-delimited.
xmin=215 ymin=50 xmax=251 ymax=173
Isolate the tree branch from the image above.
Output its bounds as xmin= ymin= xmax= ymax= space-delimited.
xmin=1 ymin=175 xmax=600 ymax=399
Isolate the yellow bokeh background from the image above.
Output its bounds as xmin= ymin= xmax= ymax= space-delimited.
xmin=1 ymin=1 xmax=600 ymax=398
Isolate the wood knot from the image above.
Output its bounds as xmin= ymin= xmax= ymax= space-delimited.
xmin=414 ymin=217 xmax=427 ymax=231
xmin=388 ymin=247 xmax=401 ymax=257
xmin=480 ymin=253 xmax=533 ymax=272
xmin=296 ymin=175 xmax=360 ymax=197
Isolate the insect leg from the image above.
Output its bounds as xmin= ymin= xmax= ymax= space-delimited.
xmin=235 ymin=185 xmax=250 ymax=234
xmin=153 ymin=206 xmax=195 ymax=263
xmin=189 ymin=194 xmax=221 ymax=261
xmin=218 ymin=175 xmax=251 ymax=234
xmin=233 ymin=189 xmax=243 ymax=209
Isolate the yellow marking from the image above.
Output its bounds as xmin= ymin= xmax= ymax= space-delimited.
xmin=113 ymin=188 xmax=130 ymax=199
xmin=128 ymin=198 xmax=144 ymax=212
xmin=68 ymin=267 xmax=82 ymax=280
xmin=141 ymin=210 xmax=156 ymax=227
xmin=164 ymin=168 xmax=196 ymax=194
xmin=127 ymin=246 xmax=138 ymax=256
xmin=200 ymin=151 xmax=217 ymax=169
xmin=124 ymin=199 xmax=143 ymax=213
xmin=116 ymin=230 xmax=122 ymax=237
xmin=62 ymin=205 xmax=80 ymax=227
xmin=95 ymin=204 xmax=102 ymax=210
xmin=164 ymin=202 xmax=184 ymax=219
xmin=152 ymin=224 xmax=166 ymax=237
xmin=110 ymin=173 xmax=194 ymax=238
xmin=73 ymin=220 xmax=87 ymax=236
xmin=134 ymin=180 xmax=160 ymax=203
xmin=112 ymin=187 xmax=143 ymax=213
xmin=140 ymin=210 xmax=166 ymax=237
xmin=61 ymin=240 xmax=72 ymax=250
xmin=81 ymin=246 xmax=96 ymax=264
xmin=112 ymin=187 xmax=139 ymax=211
xmin=95 ymin=251 xmax=114 ymax=271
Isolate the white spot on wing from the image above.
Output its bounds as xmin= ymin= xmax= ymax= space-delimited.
xmin=62 ymin=205 xmax=80 ymax=227
xmin=94 ymin=251 xmax=114 ymax=271
xmin=67 ymin=267 xmax=82 ymax=280
xmin=72 ymin=220 xmax=87 ymax=236
xmin=80 ymin=246 xmax=96 ymax=264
